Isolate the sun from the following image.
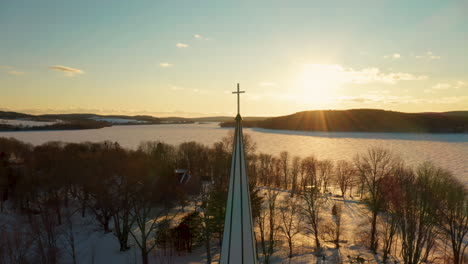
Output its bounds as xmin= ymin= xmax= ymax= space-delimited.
xmin=297 ymin=64 xmax=345 ymax=102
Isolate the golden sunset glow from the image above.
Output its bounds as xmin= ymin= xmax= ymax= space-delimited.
xmin=0 ymin=0 xmax=467 ymax=117
xmin=297 ymin=64 xmax=343 ymax=102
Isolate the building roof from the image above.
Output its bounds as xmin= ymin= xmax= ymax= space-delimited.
xmin=220 ymin=113 xmax=257 ymax=264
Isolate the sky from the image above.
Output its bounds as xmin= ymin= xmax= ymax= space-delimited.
xmin=1 ymin=0 xmax=467 ymax=117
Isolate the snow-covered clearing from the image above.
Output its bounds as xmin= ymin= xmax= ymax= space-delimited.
xmin=0 ymin=186 xmax=458 ymax=264
xmin=90 ymin=117 xmax=148 ymax=124
xmin=0 ymin=119 xmax=57 ymax=127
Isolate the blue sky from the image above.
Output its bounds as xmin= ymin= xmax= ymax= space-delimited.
xmin=1 ymin=0 xmax=467 ymax=116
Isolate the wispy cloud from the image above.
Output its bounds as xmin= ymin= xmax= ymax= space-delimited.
xmin=49 ymin=65 xmax=84 ymax=76
xmin=7 ymin=70 xmax=24 ymax=75
xmin=302 ymin=64 xmax=427 ymax=85
xmin=176 ymin=43 xmax=189 ymax=48
xmin=160 ymin=62 xmax=173 ymax=68
xmin=170 ymin=85 xmax=184 ymax=91
xmin=194 ymin=34 xmax=210 ymax=40
xmin=415 ymin=51 xmax=441 ymax=60
xmin=384 ymin=53 xmax=401 ymax=59
xmin=424 ymin=81 xmax=466 ymax=93
xmin=259 ymin=82 xmax=276 ymax=87
xmin=432 ymin=83 xmax=451 ymax=90
xmin=455 ymin=81 xmax=466 ymax=89
xmin=339 ymin=92 xmax=468 ymax=106
xmin=338 ymin=94 xmax=410 ymax=104
xmin=1 ymin=66 xmax=24 ymax=75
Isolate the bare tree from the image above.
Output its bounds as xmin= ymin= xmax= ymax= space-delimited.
xmin=377 ymin=170 xmax=403 ymax=263
xmin=196 ymin=182 xmax=215 ymax=264
xmin=130 ymin=198 xmax=182 ymax=264
xmin=331 ymin=203 xmax=342 ymax=248
xmin=256 ymin=189 xmax=280 ymax=264
xmin=433 ymin=167 xmax=468 ymax=264
xmin=335 ymin=160 xmax=355 ymax=197
xmin=0 ymin=222 xmax=36 ymax=264
xmin=272 ymin=158 xmax=282 ymax=188
xmin=222 ymin=131 xmax=257 ymax=157
xmin=301 ymin=184 xmax=325 ymax=251
xmin=61 ymin=209 xmax=79 ymax=264
xmin=279 ymin=151 xmax=289 ymax=189
xmin=317 ymin=159 xmax=333 ymax=193
xmin=290 ymin=156 xmax=301 ymax=195
xmin=300 ymin=156 xmax=318 ymax=192
xmin=279 ymin=196 xmax=302 ymax=258
xmin=129 ymin=152 xmax=185 ymax=264
xmin=0 ymin=155 xmax=8 ymax=212
xmin=31 ymin=206 xmax=61 ymax=264
xmin=110 ymin=153 xmax=140 ymax=252
xmin=393 ymin=163 xmax=438 ymax=264
xmin=354 ymin=147 xmax=394 ymax=252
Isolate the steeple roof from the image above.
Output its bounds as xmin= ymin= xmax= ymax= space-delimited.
xmin=220 ymin=84 xmax=257 ymax=264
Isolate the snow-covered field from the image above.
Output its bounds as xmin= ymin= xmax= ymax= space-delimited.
xmin=90 ymin=117 xmax=148 ymax=124
xmin=0 ymin=119 xmax=57 ymax=127
xmin=1 ymin=186 xmax=454 ymax=264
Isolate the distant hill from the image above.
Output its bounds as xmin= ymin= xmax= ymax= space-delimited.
xmin=0 ymin=111 xmax=193 ymax=131
xmin=220 ymin=109 xmax=468 ymax=133
xmin=3 ymin=110 xmax=468 ymax=133
xmin=190 ymin=116 xmax=268 ymax=122
xmin=442 ymin=111 xmax=468 ymax=118
xmin=0 ymin=111 xmax=36 ymax=120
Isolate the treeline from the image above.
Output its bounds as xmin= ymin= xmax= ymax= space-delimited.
xmin=0 ymin=136 xmax=238 ymax=264
xmin=249 ymin=148 xmax=467 ymax=264
xmin=220 ymin=109 xmax=468 ymax=133
xmin=0 ymin=136 xmax=467 ymax=263
xmin=0 ymin=119 xmax=111 ymax=131
xmin=0 ymin=111 xmax=195 ymax=128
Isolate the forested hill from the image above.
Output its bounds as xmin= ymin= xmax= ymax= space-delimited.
xmin=0 ymin=111 xmax=193 ymax=131
xmin=220 ymin=109 xmax=468 ymax=133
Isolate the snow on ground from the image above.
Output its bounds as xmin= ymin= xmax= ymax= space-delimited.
xmin=0 ymin=119 xmax=57 ymax=127
xmin=0 ymin=186 xmax=456 ymax=264
xmin=90 ymin=117 xmax=148 ymax=124
xmin=256 ymin=188 xmax=382 ymax=264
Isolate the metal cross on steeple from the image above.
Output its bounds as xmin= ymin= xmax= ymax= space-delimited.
xmin=220 ymin=83 xmax=257 ymax=264
xmin=232 ymin=83 xmax=245 ymax=115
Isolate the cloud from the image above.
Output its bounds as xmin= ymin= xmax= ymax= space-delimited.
xmin=339 ymin=93 xmax=468 ymax=106
xmin=384 ymin=53 xmax=401 ymax=59
xmin=424 ymin=81 xmax=466 ymax=93
xmin=170 ymin=85 xmax=184 ymax=91
xmin=302 ymin=64 xmax=427 ymax=85
xmin=1 ymin=66 xmax=24 ymax=75
xmin=455 ymin=81 xmax=466 ymax=89
xmin=160 ymin=62 xmax=173 ymax=68
xmin=415 ymin=51 xmax=441 ymax=60
xmin=259 ymin=82 xmax=276 ymax=87
xmin=7 ymin=71 xmax=24 ymax=75
xmin=433 ymin=83 xmax=451 ymax=90
xmin=338 ymin=94 xmax=406 ymax=104
xmin=194 ymin=34 xmax=210 ymax=40
xmin=48 ymin=65 xmax=84 ymax=76
xmin=176 ymin=43 xmax=189 ymax=48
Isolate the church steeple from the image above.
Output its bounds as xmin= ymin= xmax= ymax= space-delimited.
xmin=220 ymin=84 xmax=257 ymax=264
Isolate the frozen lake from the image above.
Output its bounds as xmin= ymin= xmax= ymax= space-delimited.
xmin=1 ymin=122 xmax=467 ymax=183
